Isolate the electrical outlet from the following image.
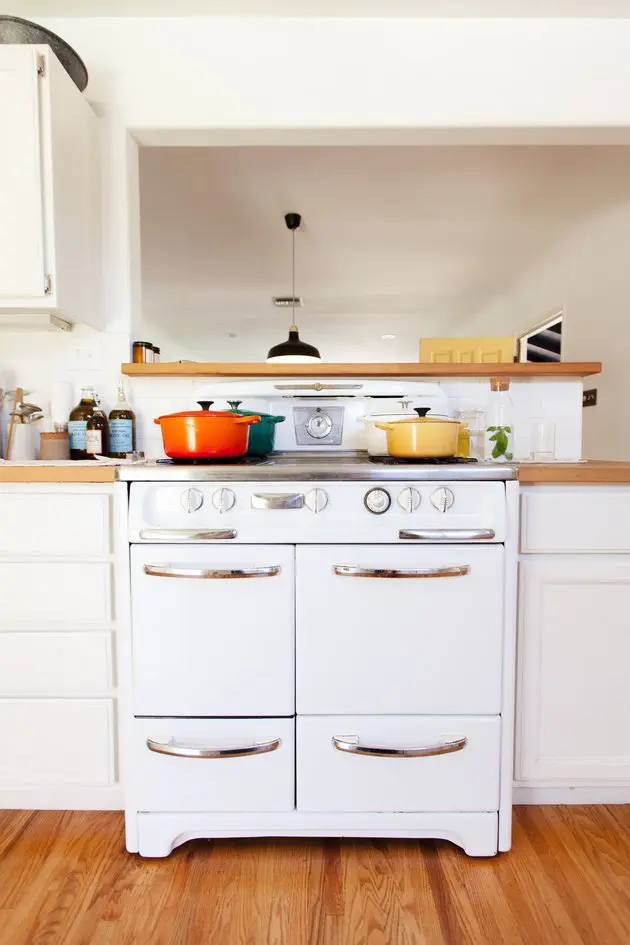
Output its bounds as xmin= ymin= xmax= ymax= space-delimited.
xmin=583 ymin=388 xmax=597 ymax=407
xmin=67 ymin=341 xmax=102 ymax=372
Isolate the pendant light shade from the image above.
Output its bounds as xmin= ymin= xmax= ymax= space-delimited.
xmin=266 ymin=212 xmax=321 ymax=363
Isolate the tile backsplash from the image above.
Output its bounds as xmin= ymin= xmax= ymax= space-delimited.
xmin=128 ymin=376 xmax=584 ymax=461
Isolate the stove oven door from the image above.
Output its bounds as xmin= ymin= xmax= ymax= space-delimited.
xmin=296 ymin=543 xmax=504 ymax=715
xmin=131 ymin=544 xmax=294 ymax=716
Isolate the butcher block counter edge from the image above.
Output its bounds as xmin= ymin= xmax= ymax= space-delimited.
xmin=2 ymin=460 xmax=629 ymax=485
xmin=518 ymin=461 xmax=630 ymax=484
xmin=121 ymin=361 xmax=601 ymax=378
xmin=0 ymin=465 xmax=117 ymax=483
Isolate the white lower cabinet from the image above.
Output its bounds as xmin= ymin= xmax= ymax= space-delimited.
xmin=297 ymin=715 xmax=501 ymax=812
xmin=517 ymin=555 xmax=630 ymax=783
xmin=0 ymin=483 xmax=121 ymax=809
xmin=131 ymin=717 xmax=295 ymax=812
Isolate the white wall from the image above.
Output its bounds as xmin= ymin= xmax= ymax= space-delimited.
xmin=461 ymin=196 xmax=630 ymax=459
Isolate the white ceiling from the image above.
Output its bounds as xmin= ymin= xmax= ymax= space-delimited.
xmin=9 ymin=1 xmax=630 ymax=17
xmin=139 ymin=145 xmax=630 ymax=345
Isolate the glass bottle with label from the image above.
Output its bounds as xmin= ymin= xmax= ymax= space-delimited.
xmin=68 ymin=388 xmax=98 ymax=460
xmin=86 ymin=396 xmax=108 ymax=459
xmin=108 ymin=385 xmax=136 ymax=458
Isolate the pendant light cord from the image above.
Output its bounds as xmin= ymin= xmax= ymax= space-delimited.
xmin=290 ymin=226 xmax=297 ymax=332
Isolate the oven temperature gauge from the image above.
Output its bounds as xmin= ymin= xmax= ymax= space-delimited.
xmin=364 ymin=488 xmax=391 ymax=515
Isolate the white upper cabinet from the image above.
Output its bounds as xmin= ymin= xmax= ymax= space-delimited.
xmin=0 ymin=46 xmax=102 ymax=328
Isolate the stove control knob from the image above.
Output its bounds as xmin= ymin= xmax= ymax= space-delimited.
xmin=305 ymin=488 xmax=329 ymax=514
xmin=364 ymin=487 xmax=392 ymax=515
xmin=397 ymin=487 xmax=421 ymax=513
xmin=430 ymin=487 xmax=455 ymax=513
xmin=181 ymin=488 xmax=204 ymax=513
xmin=212 ymin=488 xmax=236 ymax=513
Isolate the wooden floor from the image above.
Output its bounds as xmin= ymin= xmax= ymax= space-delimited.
xmin=0 ymin=807 xmax=629 ymax=945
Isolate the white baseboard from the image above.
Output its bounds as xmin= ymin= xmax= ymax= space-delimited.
xmin=513 ymin=783 xmax=630 ymax=804
xmin=0 ymin=786 xmax=123 ymax=810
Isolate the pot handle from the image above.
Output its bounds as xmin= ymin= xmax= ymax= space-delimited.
xmin=267 ymin=415 xmax=286 ymax=423
xmin=153 ymin=417 xmax=162 ymax=425
xmin=235 ymin=415 xmax=261 ymax=425
xmin=374 ymin=421 xmax=393 ymax=431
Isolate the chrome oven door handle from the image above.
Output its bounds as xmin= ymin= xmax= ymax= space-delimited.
xmin=146 ymin=736 xmax=282 ymax=759
xmin=251 ymin=493 xmax=304 ymax=510
xmin=139 ymin=529 xmax=237 ymax=541
xmin=399 ymin=529 xmax=495 ymax=541
xmin=332 ymin=735 xmax=467 ymax=758
xmin=273 ymin=383 xmax=363 ymax=391
xmin=144 ymin=564 xmax=281 ymax=579
xmin=333 ymin=564 xmax=469 ymax=579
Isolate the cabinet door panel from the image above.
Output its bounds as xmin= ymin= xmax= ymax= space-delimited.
xmin=517 ymin=557 xmax=630 ymax=781
xmin=0 ymin=699 xmax=115 ymax=786
xmin=297 ymin=544 xmax=504 ymax=714
xmin=0 ymin=48 xmax=46 ymax=299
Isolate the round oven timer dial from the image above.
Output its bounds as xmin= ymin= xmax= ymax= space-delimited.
xmin=306 ymin=413 xmax=333 ymax=439
xmin=364 ymin=488 xmax=392 ymax=515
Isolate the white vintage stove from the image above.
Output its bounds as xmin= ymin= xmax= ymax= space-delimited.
xmin=119 ymin=381 xmax=518 ymax=858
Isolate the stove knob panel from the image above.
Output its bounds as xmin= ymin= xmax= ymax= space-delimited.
xmin=181 ymin=488 xmax=204 ymax=513
xmin=430 ymin=487 xmax=455 ymax=513
xmin=211 ymin=487 xmax=236 ymax=513
xmin=364 ymin=487 xmax=392 ymax=515
xmin=305 ymin=488 xmax=329 ymax=513
xmin=397 ymin=487 xmax=421 ymax=513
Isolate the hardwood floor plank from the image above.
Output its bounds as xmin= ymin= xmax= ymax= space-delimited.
xmin=0 ymin=808 xmax=629 ymax=945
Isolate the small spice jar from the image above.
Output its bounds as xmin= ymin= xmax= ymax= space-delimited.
xmin=132 ymin=342 xmax=154 ymax=364
xmin=152 ymin=346 xmax=161 ymax=363
xmin=40 ymin=432 xmax=70 ymax=461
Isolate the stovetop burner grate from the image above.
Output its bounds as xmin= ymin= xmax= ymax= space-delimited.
xmin=370 ymin=456 xmax=479 ymax=465
xmin=156 ymin=456 xmax=268 ymax=466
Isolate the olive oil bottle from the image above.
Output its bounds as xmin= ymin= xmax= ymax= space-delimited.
xmin=108 ymin=385 xmax=136 ymax=458
xmin=68 ymin=388 xmax=108 ymax=460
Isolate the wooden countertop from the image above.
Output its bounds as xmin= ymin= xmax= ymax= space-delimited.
xmin=121 ymin=361 xmax=601 ymax=379
xmin=0 ymin=464 xmax=117 ymax=483
xmin=518 ymin=461 xmax=630 ymax=484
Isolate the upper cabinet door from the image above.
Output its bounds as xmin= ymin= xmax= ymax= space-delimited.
xmin=0 ymin=48 xmax=47 ymax=299
xmin=419 ymin=337 xmax=515 ymax=364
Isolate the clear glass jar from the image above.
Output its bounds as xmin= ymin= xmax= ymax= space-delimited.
xmin=456 ymin=408 xmax=485 ymax=460
xmin=484 ymin=378 xmax=514 ymax=462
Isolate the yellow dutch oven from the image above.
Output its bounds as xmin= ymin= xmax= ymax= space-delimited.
xmin=375 ymin=408 xmax=461 ymax=459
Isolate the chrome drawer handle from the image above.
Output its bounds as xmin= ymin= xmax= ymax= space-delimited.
xmin=144 ymin=564 xmax=281 ymax=579
xmin=332 ymin=735 xmax=467 ymax=758
xmin=139 ymin=529 xmax=236 ymax=541
xmin=333 ymin=565 xmax=469 ymax=579
xmin=399 ymin=528 xmax=495 ymax=541
xmin=146 ymin=736 xmax=282 ymax=759
xmin=251 ymin=493 xmax=304 ymax=510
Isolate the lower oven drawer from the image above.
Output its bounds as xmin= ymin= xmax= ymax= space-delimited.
xmin=131 ymin=717 xmax=295 ymax=812
xmin=297 ymin=715 xmax=501 ymax=812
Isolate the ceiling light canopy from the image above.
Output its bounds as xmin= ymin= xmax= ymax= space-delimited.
xmin=266 ymin=212 xmax=322 ymax=364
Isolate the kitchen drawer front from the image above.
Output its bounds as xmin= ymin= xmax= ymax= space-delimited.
xmin=131 ymin=717 xmax=295 ymax=812
xmin=0 ymin=492 xmax=111 ymax=557
xmin=297 ymin=715 xmax=501 ymax=813
xmin=521 ymin=487 xmax=630 ymax=553
xmin=0 ymin=698 xmax=115 ymax=786
xmin=0 ymin=631 xmax=113 ymax=694
xmin=131 ymin=545 xmax=294 ymax=716
xmin=296 ymin=545 xmax=504 ymax=715
xmin=0 ymin=561 xmax=113 ymax=628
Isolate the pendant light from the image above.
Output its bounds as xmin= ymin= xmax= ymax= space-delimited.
xmin=266 ymin=212 xmax=322 ymax=363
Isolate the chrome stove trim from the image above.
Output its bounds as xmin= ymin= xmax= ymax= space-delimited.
xmin=118 ymin=453 xmax=516 ymax=482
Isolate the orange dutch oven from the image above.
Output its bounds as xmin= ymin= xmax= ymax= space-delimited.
xmin=154 ymin=405 xmax=261 ymax=460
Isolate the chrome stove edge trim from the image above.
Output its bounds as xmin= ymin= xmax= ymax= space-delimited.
xmin=117 ymin=461 xmax=517 ymax=482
